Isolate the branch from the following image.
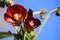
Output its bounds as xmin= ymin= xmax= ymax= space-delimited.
xmin=32 ymin=8 xmax=57 ymax=40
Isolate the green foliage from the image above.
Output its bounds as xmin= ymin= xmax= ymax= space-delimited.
xmin=0 ymin=28 xmax=36 ymax=40
xmin=0 ymin=32 xmax=13 ymax=39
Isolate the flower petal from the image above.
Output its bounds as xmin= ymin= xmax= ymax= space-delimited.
xmin=4 ymin=4 xmax=27 ymax=26
xmin=24 ymin=17 xmax=41 ymax=32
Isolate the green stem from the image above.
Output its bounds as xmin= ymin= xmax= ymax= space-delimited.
xmin=23 ymin=31 xmax=26 ymax=40
xmin=20 ymin=25 xmax=25 ymax=40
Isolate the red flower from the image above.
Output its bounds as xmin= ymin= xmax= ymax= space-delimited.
xmin=24 ymin=17 xmax=41 ymax=32
xmin=4 ymin=4 xmax=27 ymax=26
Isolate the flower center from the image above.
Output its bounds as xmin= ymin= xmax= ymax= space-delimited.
xmin=13 ymin=13 xmax=19 ymax=20
xmin=29 ymin=20 xmax=34 ymax=27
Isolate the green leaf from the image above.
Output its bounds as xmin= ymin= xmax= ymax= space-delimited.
xmin=0 ymin=32 xmax=13 ymax=39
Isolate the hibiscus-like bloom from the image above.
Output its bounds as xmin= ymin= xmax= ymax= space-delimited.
xmin=24 ymin=17 xmax=41 ymax=32
xmin=4 ymin=4 xmax=27 ymax=26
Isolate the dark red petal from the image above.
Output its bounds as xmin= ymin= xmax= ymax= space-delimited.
xmin=4 ymin=13 xmax=22 ymax=26
xmin=34 ymin=18 xmax=41 ymax=28
xmin=27 ymin=9 xmax=33 ymax=17
xmin=24 ymin=17 xmax=41 ymax=32
xmin=4 ymin=4 xmax=27 ymax=26
xmin=6 ymin=4 xmax=27 ymax=21
xmin=4 ymin=13 xmax=16 ymax=26
xmin=4 ymin=13 xmax=14 ymax=23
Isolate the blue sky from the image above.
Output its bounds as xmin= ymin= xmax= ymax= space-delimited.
xmin=0 ymin=0 xmax=60 ymax=40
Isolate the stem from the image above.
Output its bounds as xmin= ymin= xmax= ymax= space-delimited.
xmin=23 ymin=31 xmax=27 ymax=40
xmin=33 ymin=11 xmax=41 ymax=15
xmin=33 ymin=8 xmax=57 ymax=40
xmin=14 ymin=26 xmax=19 ymax=40
xmin=14 ymin=26 xmax=18 ymax=34
xmin=20 ymin=25 xmax=25 ymax=40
